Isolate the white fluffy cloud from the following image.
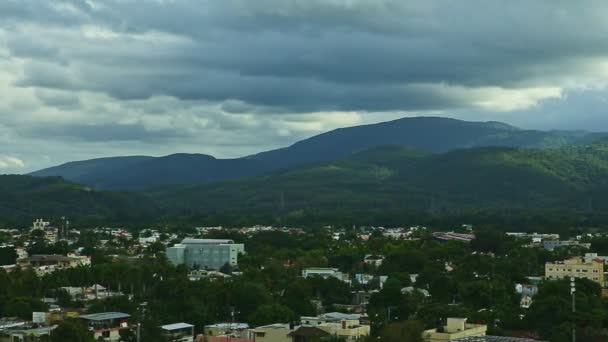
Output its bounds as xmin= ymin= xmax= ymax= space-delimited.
xmin=0 ymin=156 xmax=25 ymax=171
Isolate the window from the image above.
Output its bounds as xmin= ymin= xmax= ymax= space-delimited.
xmin=255 ymin=332 xmax=266 ymax=337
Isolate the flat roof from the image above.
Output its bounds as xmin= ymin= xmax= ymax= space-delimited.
xmin=206 ymin=323 xmax=249 ymax=329
xmin=161 ymin=323 xmax=194 ymax=331
xmin=322 ymin=312 xmax=361 ymax=320
xmin=182 ymin=238 xmax=235 ymax=244
xmin=79 ymin=312 xmax=130 ymax=321
xmin=454 ymin=337 xmax=546 ymax=342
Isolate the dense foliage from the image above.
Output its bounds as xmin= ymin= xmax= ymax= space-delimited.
xmin=3 ymin=228 xmax=608 ymax=341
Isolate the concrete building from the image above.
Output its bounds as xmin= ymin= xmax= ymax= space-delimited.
xmin=422 ymin=318 xmax=487 ymax=342
xmin=204 ymin=323 xmax=250 ymax=338
xmin=544 ymin=256 xmax=604 ymax=286
xmin=252 ymin=323 xmax=293 ymax=342
xmin=302 ymin=268 xmax=349 ymax=282
xmin=160 ymin=322 xmax=195 ymax=342
xmin=166 ymin=239 xmax=244 ymax=270
xmin=78 ymin=312 xmax=130 ymax=341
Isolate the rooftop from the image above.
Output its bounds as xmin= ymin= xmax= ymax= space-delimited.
xmin=161 ymin=322 xmax=194 ymax=331
xmin=181 ymin=238 xmax=236 ymax=244
xmin=79 ymin=312 xmax=130 ymax=321
xmin=322 ymin=312 xmax=361 ymax=321
xmin=453 ymin=337 xmax=546 ymax=342
xmin=28 ymin=255 xmax=72 ymax=262
xmin=288 ymin=326 xmax=330 ymax=337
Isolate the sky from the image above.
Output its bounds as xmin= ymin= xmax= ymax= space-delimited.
xmin=2 ymin=1 xmax=608 ymax=173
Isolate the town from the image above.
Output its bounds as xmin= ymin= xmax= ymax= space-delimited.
xmin=1 ymin=219 xmax=607 ymax=341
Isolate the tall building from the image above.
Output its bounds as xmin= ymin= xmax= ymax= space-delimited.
xmin=166 ymin=239 xmax=244 ymax=270
xmin=545 ymin=256 xmax=604 ymax=285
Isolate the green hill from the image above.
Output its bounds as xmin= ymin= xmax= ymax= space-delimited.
xmin=30 ymin=117 xmax=606 ymax=190
xmin=148 ymin=143 xmax=608 ymax=225
xmin=0 ymin=175 xmax=157 ymax=227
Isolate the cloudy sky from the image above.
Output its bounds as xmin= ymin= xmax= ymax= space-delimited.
xmin=2 ymin=0 xmax=608 ymax=173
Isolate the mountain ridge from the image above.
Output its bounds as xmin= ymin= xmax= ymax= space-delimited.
xmin=29 ymin=116 xmax=607 ymax=190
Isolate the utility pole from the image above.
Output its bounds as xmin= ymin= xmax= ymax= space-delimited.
xmin=571 ymin=277 xmax=576 ymax=342
xmin=137 ymin=302 xmax=147 ymax=342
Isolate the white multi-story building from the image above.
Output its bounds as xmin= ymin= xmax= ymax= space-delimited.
xmin=166 ymin=239 xmax=244 ymax=270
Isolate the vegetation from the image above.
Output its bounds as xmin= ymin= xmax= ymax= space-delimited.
xmin=4 ymin=228 xmax=608 ymax=341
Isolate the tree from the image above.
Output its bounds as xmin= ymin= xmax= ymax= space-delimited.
xmin=51 ymin=319 xmax=95 ymax=342
xmin=248 ymin=304 xmax=296 ymax=327
xmin=2 ymin=297 xmax=48 ymax=319
xmin=0 ymin=247 xmax=17 ymax=266
xmin=379 ymin=320 xmax=424 ymax=342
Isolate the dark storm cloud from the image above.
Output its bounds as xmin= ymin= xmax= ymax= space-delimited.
xmin=5 ymin=0 xmax=608 ymax=112
xmin=3 ymin=0 xmax=608 ymax=172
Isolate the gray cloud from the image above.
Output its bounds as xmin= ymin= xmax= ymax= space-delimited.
xmin=1 ymin=1 xmax=608 ymax=171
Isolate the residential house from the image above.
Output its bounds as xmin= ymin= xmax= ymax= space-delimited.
xmin=160 ymin=322 xmax=195 ymax=342
xmin=302 ymin=268 xmax=349 ymax=282
xmin=422 ymin=318 xmax=487 ymax=342
xmin=78 ymin=312 xmax=130 ymax=341
xmin=363 ymin=255 xmax=384 ymax=267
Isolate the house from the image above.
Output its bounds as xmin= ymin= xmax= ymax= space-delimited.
xmin=302 ymin=268 xmax=349 ymax=282
xmin=402 ymin=286 xmax=431 ymax=298
xmin=160 ymin=322 xmax=195 ymax=342
xmin=166 ymin=239 xmax=245 ymax=270
xmin=204 ymin=323 xmax=250 ymax=338
xmin=520 ymin=295 xmax=533 ymax=309
xmin=188 ymin=270 xmax=232 ymax=282
xmin=78 ymin=312 xmax=130 ymax=341
xmin=449 ymin=337 xmax=545 ymax=341
xmin=422 ymin=318 xmax=487 ymax=342
xmin=288 ymin=326 xmax=330 ymax=342
xmin=251 ymin=323 xmax=294 ymax=342
xmin=299 ymin=313 xmax=370 ymax=342
xmin=363 ymin=255 xmax=384 ymax=267
xmin=0 ymin=326 xmax=56 ymax=342
xmin=19 ymin=254 xmax=91 ymax=276
xmin=354 ymin=274 xmax=387 ymax=288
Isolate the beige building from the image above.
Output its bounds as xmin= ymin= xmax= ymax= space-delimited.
xmin=252 ymin=323 xmax=292 ymax=342
xmin=422 ymin=318 xmax=486 ymax=342
xmin=251 ymin=316 xmax=370 ymax=342
xmin=545 ymin=256 xmax=604 ymax=286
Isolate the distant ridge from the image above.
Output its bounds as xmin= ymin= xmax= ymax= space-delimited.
xmin=30 ymin=116 xmax=606 ymax=190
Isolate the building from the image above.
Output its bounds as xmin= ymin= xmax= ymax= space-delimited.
xmin=299 ymin=313 xmax=370 ymax=342
xmin=542 ymin=240 xmax=590 ymax=251
xmin=422 ymin=318 xmax=487 ymax=342
xmin=302 ymin=268 xmax=349 ymax=282
xmin=0 ymin=326 xmax=56 ymax=342
xmin=288 ymin=326 xmax=330 ymax=342
xmin=544 ymin=256 xmax=604 ymax=286
xmin=251 ymin=323 xmax=294 ymax=342
xmin=204 ymin=323 xmax=250 ymax=338
xmin=160 ymin=322 xmax=195 ymax=342
xmin=78 ymin=312 xmax=130 ymax=341
xmin=166 ymin=239 xmax=244 ymax=270
xmin=433 ymin=232 xmax=475 ymax=243
xmin=451 ymin=337 xmax=545 ymax=341
xmin=363 ymin=255 xmax=384 ymax=267
xmin=18 ymin=254 xmax=91 ymax=276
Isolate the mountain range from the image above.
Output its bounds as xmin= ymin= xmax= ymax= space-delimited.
xmin=5 ymin=116 xmax=608 ymax=227
xmin=29 ymin=116 xmax=604 ymax=190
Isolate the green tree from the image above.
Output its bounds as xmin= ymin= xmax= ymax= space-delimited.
xmin=51 ymin=319 xmax=95 ymax=342
xmin=379 ymin=320 xmax=424 ymax=342
xmin=248 ymin=304 xmax=296 ymax=327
